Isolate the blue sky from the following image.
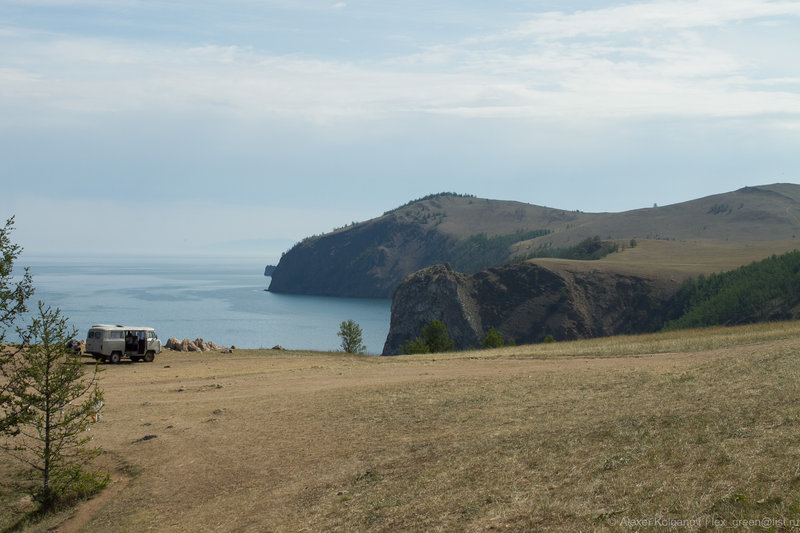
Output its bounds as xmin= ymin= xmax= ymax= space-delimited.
xmin=2 ymin=0 xmax=799 ymax=261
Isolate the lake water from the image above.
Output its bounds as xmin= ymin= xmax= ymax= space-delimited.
xmin=16 ymin=258 xmax=392 ymax=355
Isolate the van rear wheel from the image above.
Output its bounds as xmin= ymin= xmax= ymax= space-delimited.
xmin=144 ymin=351 xmax=155 ymax=363
xmin=109 ymin=352 xmax=121 ymax=364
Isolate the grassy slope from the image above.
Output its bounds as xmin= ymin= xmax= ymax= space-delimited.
xmin=409 ymin=184 xmax=800 ymax=248
xmin=388 ymin=185 xmax=800 ymax=282
xmin=533 ymin=239 xmax=800 ymax=280
xmin=4 ymin=322 xmax=800 ymax=531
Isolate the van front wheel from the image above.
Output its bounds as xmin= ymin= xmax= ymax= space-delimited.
xmin=144 ymin=351 xmax=155 ymax=363
xmin=109 ymin=352 xmax=121 ymax=364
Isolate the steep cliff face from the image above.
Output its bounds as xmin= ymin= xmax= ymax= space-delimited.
xmin=382 ymin=263 xmax=483 ymax=352
xmin=267 ymin=215 xmax=445 ymax=298
xmin=382 ymin=260 xmax=683 ymax=355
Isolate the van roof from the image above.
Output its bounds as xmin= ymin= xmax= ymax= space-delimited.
xmin=90 ymin=324 xmax=156 ymax=331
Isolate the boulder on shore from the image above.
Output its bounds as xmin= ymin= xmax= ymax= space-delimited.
xmin=165 ymin=337 xmax=227 ymax=352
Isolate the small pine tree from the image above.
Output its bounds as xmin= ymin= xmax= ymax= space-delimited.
xmin=0 ymin=217 xmax=34 ymax=346
xmin=1 ymin=302 xmax=108 ymax=509
xmin=422 ymin=320 xmax=455 ymax=353
xmin=481 ymin=327 xmax=505 ymax=349
xmin=338 ymin=319 xmax=366 ymax=354
xmin=403 ymin=320 xmax=455 ymax=354
xmin=1 ymin=216 xmax=35 ymax=440
xmin=402 ymin=337 xmax=430 ymax=354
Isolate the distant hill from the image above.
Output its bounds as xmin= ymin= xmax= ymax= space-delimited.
xmin=268 ymin=183 xmax=800 ymax=298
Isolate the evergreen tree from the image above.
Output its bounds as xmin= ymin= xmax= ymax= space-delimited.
xmin=421 ymin=320 xmax=455 ymax=352
xmin=0 ymin=217 xmax=34 ymax=345
xmin=403 ymin=320 xmax=455 ymax=354
xmin=1 ymin=216 xmax=35 ymax=437
xmin=481 ymin=327 xmax=505 ymax=349
xmin=1 ymin=302 xmax=107 ymax=509
xmin=402 ymin=337 xmax=430 ymax=354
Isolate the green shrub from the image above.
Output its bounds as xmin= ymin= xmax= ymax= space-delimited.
xmin=402 ymin=337 xmax=430 ymax=354
xmin=403 ymin=320 xmax=455 ymax=354
xmin=481 ymin=327 xmax=505 ymax=349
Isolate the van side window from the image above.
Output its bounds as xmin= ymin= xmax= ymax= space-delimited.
xmin=110 ymin=331 xmax=123 ymax=339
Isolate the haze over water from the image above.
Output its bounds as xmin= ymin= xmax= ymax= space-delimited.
xmin=20 ymin=258 xmax=392 ymax=355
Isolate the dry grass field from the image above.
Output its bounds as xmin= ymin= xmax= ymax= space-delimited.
xmin=3 ymin=321 xmax=800 ymax=532
xmin=530 ymin=239 xmax=800 ymax=280
xmin=596 ymin=239 xmax=800 ymax=275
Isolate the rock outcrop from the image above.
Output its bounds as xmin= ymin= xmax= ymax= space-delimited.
xmin=166 ymin=337 xmax=226 ymax=352
xmin=382 ymin=260 xmax=685 ymax=355
xmin=381 ymin=263 xmax=483 ymax=353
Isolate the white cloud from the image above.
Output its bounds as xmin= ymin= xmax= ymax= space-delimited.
xmin=1 ymin=1 xmax=799 ymax=126
xmin=495 ymin=0 xmax=800 ymax=41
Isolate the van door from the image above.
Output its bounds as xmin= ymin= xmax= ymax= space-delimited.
xmin=125 ymin=331 xmax=136 ymax=353
xmin=146 ymin=330 xmax=158 ymax=352
xmin=138 ymin=330 xmax=146 ymax=354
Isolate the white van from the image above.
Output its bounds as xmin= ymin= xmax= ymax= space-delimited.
xmin=85 ymin=324 xmax=162 ymax=364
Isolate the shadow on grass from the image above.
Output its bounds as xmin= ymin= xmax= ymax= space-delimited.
xmin=2 ymin=505 xmax=49 ymax=533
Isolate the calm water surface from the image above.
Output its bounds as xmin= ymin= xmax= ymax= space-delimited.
xmin=20 ymin=258 xmax=392 ymax=354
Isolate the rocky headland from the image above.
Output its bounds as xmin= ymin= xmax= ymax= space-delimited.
xmin=268 ymin=184 xmax=800 ymax=299
xmin=382 ymin=261 xmax=686 ymax=355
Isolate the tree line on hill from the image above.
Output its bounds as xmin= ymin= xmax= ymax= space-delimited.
xmin=384 ymin=192 xmax=477 ymax=214
xmin=662 ymin=250 xmax=800 ymax=330
xmin=517 ymin=235 xmax=621 ymax=262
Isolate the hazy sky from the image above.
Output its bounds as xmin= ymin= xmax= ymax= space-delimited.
xmin=2 ymin=0 xmax=799 ymax=261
